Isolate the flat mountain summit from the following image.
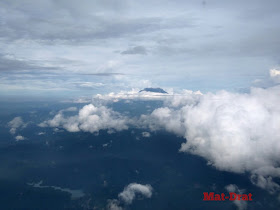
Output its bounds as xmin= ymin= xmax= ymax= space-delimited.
xmin=139 ymin=88 xmax=168 ymax=94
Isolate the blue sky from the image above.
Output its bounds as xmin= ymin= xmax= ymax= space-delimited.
xmin=0 ymin=0 xmax=280 ymax=97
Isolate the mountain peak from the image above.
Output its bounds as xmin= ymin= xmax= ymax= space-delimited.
xmin=139 ymin=88 xmax=168 ymax=94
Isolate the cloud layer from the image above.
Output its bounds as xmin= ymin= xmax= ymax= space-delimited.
xmin=40 ymin=82 xmax=280 ymax=193
xmin=2 ymin=1 xmax=280 ymax=95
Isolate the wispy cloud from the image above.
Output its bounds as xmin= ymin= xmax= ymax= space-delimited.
xmin=8 ymin=116 xmax=26 ymax=134
xmin=121 ymin=46 xmax=147 ymax=55
xmin=225 ymin=184 xmax=247 ymax=210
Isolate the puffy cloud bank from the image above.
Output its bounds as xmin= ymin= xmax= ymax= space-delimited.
xmin=181 ymin=87 xmax=280 ymax=174
xmin=40 ymin=79 xmax=280 ymax=193
xmin=39 ymin=104 xmax=129 ymax=133
xmin=142 ymin=85 xmax=280 ymax=192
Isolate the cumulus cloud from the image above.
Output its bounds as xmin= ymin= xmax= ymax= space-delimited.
xmin=40 ymin=80 xmax=280 ymax=194
xmin=39 ymin=104 xmax=129 ymax=133
xmin=141 ymin=85 xmax=280 ymax=193
xmin=142 ymin=132 xmax=151 ymax=138
xmin=107 ymin=183 xmax=153 ymax=209
xmin=140 ymin=107 xmax=186 ymax=136
xmin=225 ymin=184 xmax=247 ymax=210
xmin=250 ymin=174 xmax=280 ymax=194
xmin=107 ymin=199 xmax=123 ymax=210
xmin=253 ymin=68 xmax=280 ymax=88
xmin=118 ymin=183 xmax=153 ymax=204
xmin=270 ymin=69 xmax=280 ymax=83
xmin=15 ymin=135 xmax=25 ymax=141
xmin=179 ymin=87 xmax=280 ymax=178
xmin=270 ymin=69 xmax=280 ymax=77
xmin=163 ymin=89 xmax=202 ymax=108
xmin=8 ymin=116 xmax=26 ymax=134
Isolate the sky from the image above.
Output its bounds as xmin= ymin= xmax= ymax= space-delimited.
xmin=0 ymin=0 xmax=280 ymax=98
xmin=2 ymin=1 xmax=280 ymax=206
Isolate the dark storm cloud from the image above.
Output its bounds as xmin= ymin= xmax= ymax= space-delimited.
xmin=121 ymin=46 xmax=147 ymax=55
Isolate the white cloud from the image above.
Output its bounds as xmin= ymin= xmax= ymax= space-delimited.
xmin=163 ymin=89 xmax=203 ymax=108
xmin=270 ymin=69 xmax=280 ymax=83
xmin=106 ymin=183 xmax=153 ymax=210
xmin=15 ymin=135 xmax=25 ymax=141
xmin=225 ymin=184 xmax=247 ymax=210
xmin=250 ymin=174 xmax=280 ymax=194
xmin=179 ymin=87 xmax=280 ymax=177
xmin=39 ymin=104 xmax=129 ymax=133
xmin=253 ymin=68 xmax=280 ymax=87
xmin=118 ymin=183 xmax=153 ymax=204
xmin=141 ymin=85 xmax=280 ymax=193
xmin=8 ymin=116 xmax=25 ymax=134
xmin=270 ymin=69 xmax=280 ymax=77
xmin=140 ymin=107 xmax=185 ymax=136
xmin=40 ymin=80 xmax=280 ymax=194
xmin=93 ymin=89 xmax=202 ymax=112
xmin=107 ymin=199 xmax=123 ymax=210
xmin=142 ymin=132 xmax=151 ymax=138
xmin=94 ymin=89 xmax=171 ymax=103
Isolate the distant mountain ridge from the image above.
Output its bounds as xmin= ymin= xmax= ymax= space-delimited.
xmin=139 ymin=88 xmax=168 ymax=94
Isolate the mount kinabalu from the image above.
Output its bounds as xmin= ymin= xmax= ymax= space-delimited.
xmin=139 ymin=88 xmax=168 ymax=94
